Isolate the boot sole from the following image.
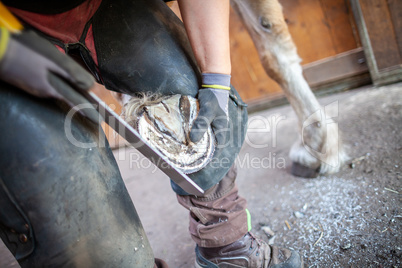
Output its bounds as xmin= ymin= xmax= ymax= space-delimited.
xmin=195 ymin=257 xmax=304 ymax=268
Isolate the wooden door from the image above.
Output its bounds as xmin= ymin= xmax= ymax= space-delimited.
xmin=351 ymin=0 xmax=402 ymax=85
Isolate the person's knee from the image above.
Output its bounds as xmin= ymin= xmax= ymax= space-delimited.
xmin=199 ymin=164 xmax=237 ymax=200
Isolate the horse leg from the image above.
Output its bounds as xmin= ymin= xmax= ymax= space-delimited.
xmin=230 ymin=0 xmax=347 ymax=177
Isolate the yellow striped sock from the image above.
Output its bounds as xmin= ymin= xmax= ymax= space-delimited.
xmin=202 ymin=84 xmax=231 ymax=91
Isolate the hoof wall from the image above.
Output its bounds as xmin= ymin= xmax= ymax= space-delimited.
xmin=291 ymin=162 xmax=320 ymax=178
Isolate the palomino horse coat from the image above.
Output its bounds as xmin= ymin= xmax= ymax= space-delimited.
xmin=230 ymin=0 xmax=347 ymax=177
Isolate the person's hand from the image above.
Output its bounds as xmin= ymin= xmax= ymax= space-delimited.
xmin=190 ymin=73 xmax=230 ymax=146
xmin=0 ymin=27 xmax=95 ymax=109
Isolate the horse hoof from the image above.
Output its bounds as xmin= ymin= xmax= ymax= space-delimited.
xmin=291 ymin=162 xmax=320 ymax=178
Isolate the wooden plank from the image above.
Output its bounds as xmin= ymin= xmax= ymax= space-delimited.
xmin=245 ymin=47 xmax=372 ymax=113
xmin=303 ymin=48 xmax=368 ymax=87
xmin=387 ymin=0 xmax=402 ymax=56
xmin=359 ymin=0 xmax=402 ymax=70
xmin=246 ymin=72 xmax=372 ymax=114
xmin=347 ymin=0 xmax=362 ymax=48
xmin=318 ymin=0 xmax=359 ymax=54
xmin=351 ymin=0 xmax=402 ymax=85
xmin=280 ymin=0 xmax=337 ymax=63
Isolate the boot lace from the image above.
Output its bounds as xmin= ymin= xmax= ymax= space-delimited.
xmin=248 ymin=232 xmax=263 ymax=256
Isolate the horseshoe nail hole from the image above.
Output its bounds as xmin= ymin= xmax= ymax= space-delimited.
xmin=259 ymin=17 xmax=272 ymax=32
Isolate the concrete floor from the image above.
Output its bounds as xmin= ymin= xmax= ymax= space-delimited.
xmin=1 ymin=82 xmax=401 ymax=267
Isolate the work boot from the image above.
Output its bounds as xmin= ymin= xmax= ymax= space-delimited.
xmin=195 ymin=232 xmax=303 ymax=268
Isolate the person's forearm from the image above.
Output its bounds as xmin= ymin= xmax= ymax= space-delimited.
xmin=177 ymin=0 xmax=231 ymax=75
